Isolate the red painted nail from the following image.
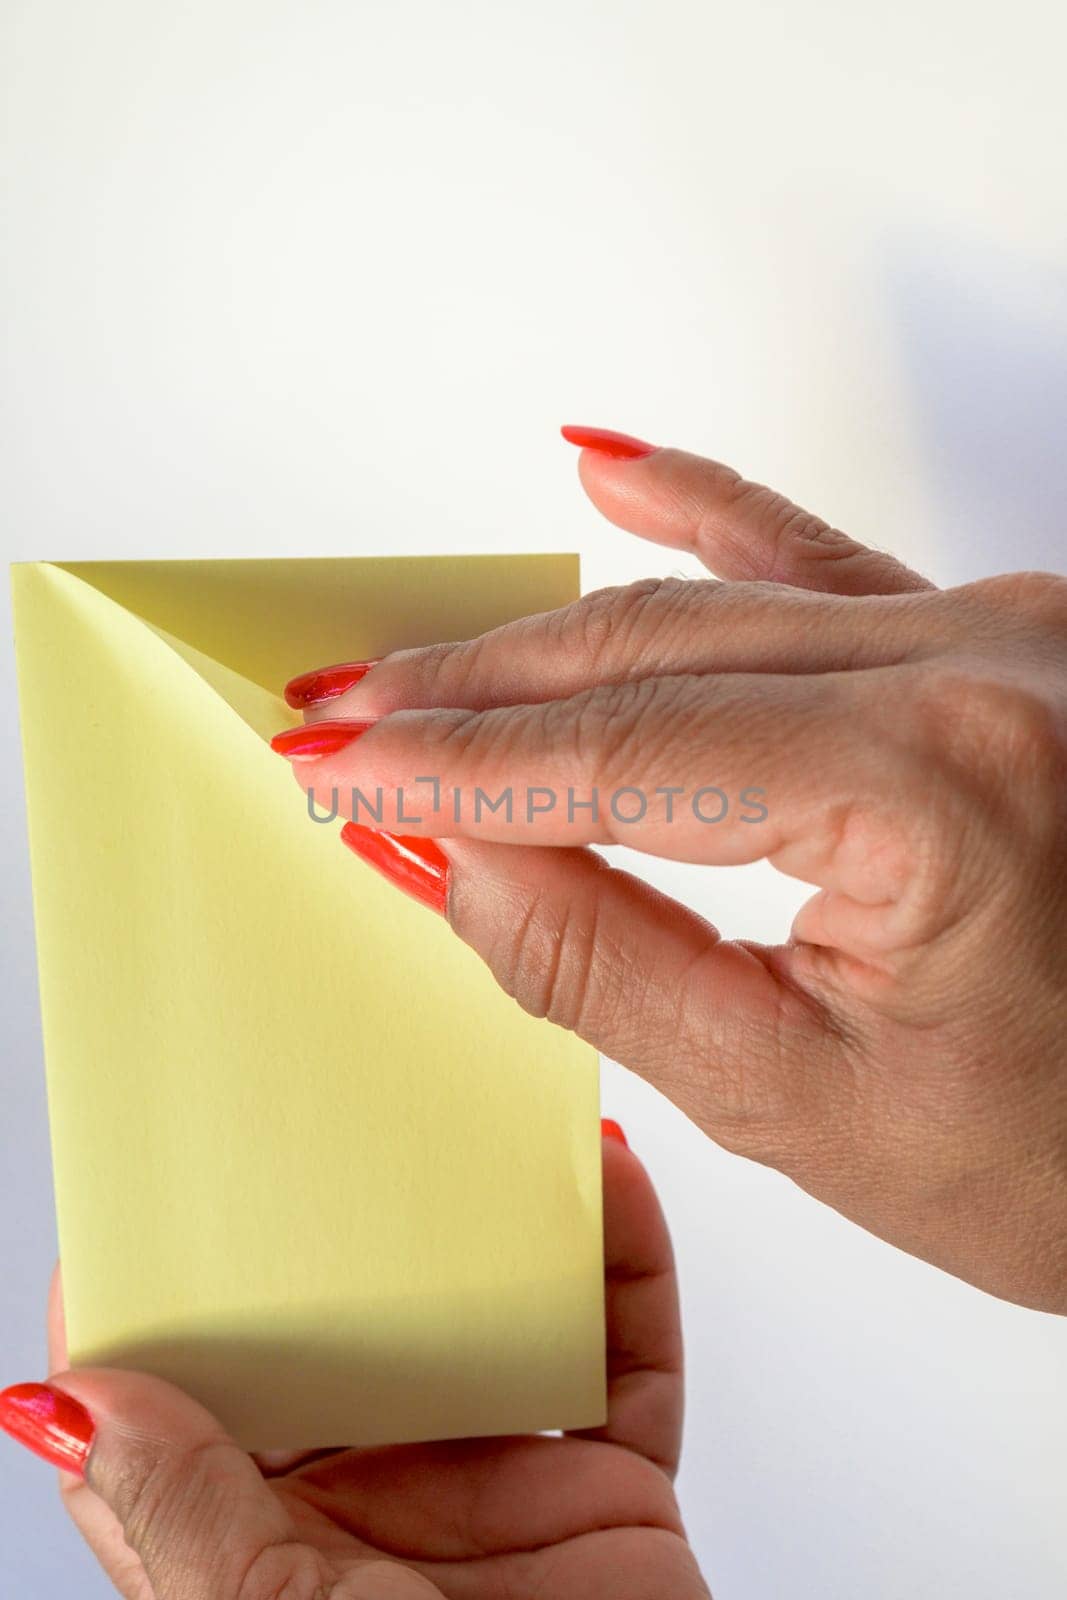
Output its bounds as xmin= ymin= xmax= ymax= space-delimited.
xmin=270 ymin=719 xmax=376 ymax=759
xmin=0 ymin=1383 xmax=95 ymax=1475
xmin=560 ymin=425 xmax=658 ymax=460
xmin=284 ymin=660 xmax=381 ymax=710
xmin=600 ymin=1118 xmax=629 ymax=1147
xmin=341 ymin=823 xmax=449 ymax=915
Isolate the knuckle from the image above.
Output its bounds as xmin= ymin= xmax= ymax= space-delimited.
xmin=966 ymin=569 xmax=1067 ymax=629
xmin=114 ymin=1435 xmax=235 ymax=1570
xmin=114 ymin=1432 xmax=337 ymax=1600
xmin=668 ymin=459 xmax=743 ymax=540
xmin=772 ymin=507 xmax=890 ymax=587
xmin=234 ymin=1544 xmax=335 ymax=1600
xmin=568 ymin=676 xmax=641 ymax=761
xmin=567 ymin=578 xmax=660 ymax=650
xmin=773 ymin=504 xmax=850 ymax=555
xmin=710 ymin=475 xmax=858 ymax=579
xmin=596 ymin=676 xmax=702 ymax=799
xmin=418 ymin=703 xmax=527 ymax=767
xmin=446 ymin=677 xmax=682 ymax=778
xmin=549 ymin=582 xmax=627 ymax=664
xmin=380 ymin=641 xmax=447 ymax=705
xmin=916 ymin=661 xmax=1052 ymax=748
xmin=911 ymin=663 xmax=1067 ymax=815
xmin=735 ymin=480 xmax=832 ymax=546
xmin=715 ymin=471 xmax=773 ymax=527
xmin=497 ymin=879 xmax=596 ymax=1030
xmin=564 ymin=577 xmax=700 ymax=671
xmin=398 ymin=636 xmax=492 ymax=707
xmin=711 ymin=477 xmax=797 ymax=559
xmin=492 ymin=865 xmax=641 ymax=1035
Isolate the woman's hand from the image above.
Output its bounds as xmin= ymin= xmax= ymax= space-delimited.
xmin=279 ymin=428 xmax=1067 ymax=1314
xmin=0 ymin=1127 xmax=709 ymax=1599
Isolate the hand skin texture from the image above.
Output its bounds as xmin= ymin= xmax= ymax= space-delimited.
xmin=292 ymin=441 xmax=1067 ymax=1316
xmin=32 ymin=1135 xmax=710 ymax=1600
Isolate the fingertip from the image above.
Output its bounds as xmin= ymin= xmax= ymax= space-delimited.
xmin=340 ymin=823 xmax=450 ymax=916
xmin=0 ymin=1380 xmax=95 ymax=1475
xmin=283 ymin=660 xmax=381 ymax=711
xmin=560 ymin=424 xmax=659 ymax=460
xmin=601 ymin=1117 xmax=629 ymax=1148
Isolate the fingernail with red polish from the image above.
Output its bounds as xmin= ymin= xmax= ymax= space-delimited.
xmin=0 ymin=1383 xmax=95 ymax=1475
xmin=271 ymin=719 xmax=376 ymax=760
xmin=341 ymin=823 xmax=449 ymax=916
xmin=284 ymin=660 xmax=381 ymax=710
xmin=601 ymin=1118 xmax=629 ymax=1147
xmin=560 ymin=425 xmax=658 ymax=460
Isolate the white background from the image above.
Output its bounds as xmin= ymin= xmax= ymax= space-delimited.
xmin=2 ymin=2 xmax=1066 ymax=1594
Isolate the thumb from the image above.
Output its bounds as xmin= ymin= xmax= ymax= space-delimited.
xmin=0 ymin=1371 xmax=420 ymax=1599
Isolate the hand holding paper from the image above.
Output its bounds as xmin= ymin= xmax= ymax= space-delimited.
xmin=11 ymin=553 xmax=605 ymax=1450
xmin=0 ymin=1134 xmax=710 ymax=1600
xmin=268 ymin=431 xmax=1067 ymax=1315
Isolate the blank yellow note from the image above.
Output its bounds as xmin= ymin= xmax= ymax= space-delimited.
xmin=11 ymin=555 xmax=605 ymax=1451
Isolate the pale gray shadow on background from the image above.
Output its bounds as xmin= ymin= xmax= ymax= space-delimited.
xmin=887 ymin=239 xmax=1067 ymax=580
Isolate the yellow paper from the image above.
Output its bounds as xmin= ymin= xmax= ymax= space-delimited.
xmin=11 ymin=555 xmax=605 ymax=1451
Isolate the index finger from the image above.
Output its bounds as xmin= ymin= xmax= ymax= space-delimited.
xmin=564 ymin=433 xmax=935 ymax=595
